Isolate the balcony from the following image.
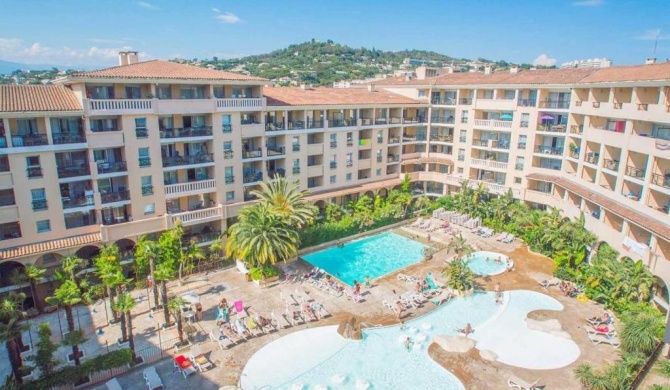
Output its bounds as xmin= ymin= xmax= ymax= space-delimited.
xmin=286 ymin=120 xmax=304 ymax=130
xmin=57 ymin=162 xmax=91 ymax=178
xmin=651 ymin=173 xmax=670 ymax=189
xmin=135 ymin=128 xmax=148 ymax=138
xmin=570 ymin=125 xmax=584 ymax=135
xmin=389 ymin=137 xmax=400 ymax=144
xmin=387 ymin=155 xmax=399 ymax=163
xmin=536 ymin=124 xmax=567 ymax=133
xmin=517 ymin=99 xmax=536 ymax=107
xmin=491 ymin=140 xmax=510 ymax=150
xmin=139 ymin=157 xmax=151 ymax=167
xmin=358 ymin=138 xmax=372 ymax=148
xmin=52 ymin=133 xmax=86 ymax=145
xmin=430 ymin=134 xmax=453 ymax=143
xmin=431 ymin=116 xmax=455 ymax=124
xmin=266 ymin=146 xmax=285 ymax=157
xmin=470 ymin=158 xmax=508 ymax=171
xmin=97 ymin=161 xmax=128 ymax=175
xmin=216 ymin=98 xmax=264 ymax=112
xmin=472 ymin=119 xmax=513 ymax=131
xmin=167 ymin=204 xmax=224 ymax=228
xmin=0 ymin=222 xmax=21 ymax=241
xmin=100 ymin=190 xmax=130 ymax=204
xmin=165 ymin=179 xmax=217 ymax=198
xmin=162 ymin=153 xmax=214 ymax=168
xmin=32 ymin=199 xmax=48 ymax=211
xmin=307 ymin=143 xmax=323 ymax=155
xmin=533 ymin=146 xmax=564 ymax=156
xmin=242 ymin=150 xmax=263 ymax=160
xmin=87 ymin=98 xmax=154 ymax=115
xmin=141 ymin=185 xmax=154 ymax=196
xmin=243 ymin=171 xmax=263 ymax=184
xmin=159 ymin=126 xmax=213 ymax=140
xmin=602 ymin=159 xmax=620 ymax=171
xmin=584 ymin=154 xmax=599 ymax=165
xmin=306 ymin=119 xmax=324 ymax=129
xmin=330 ymin=119 xmax=355 ymax=128
xmin=62 ymin=196 xmax=94 ymax=210
xmin=402 ymin=117 xmax=427 ymax=124
xmin=11 ymin=134 xmax=49 ymax=147
xmin=432 ymin=98 xmax=457 ymax=105
xmin=223 ymin=150 xmax=234 ymax=160
xmin=625 ymin=165 xmax=646 ymax=180
xmin=539 ymin=100 xmax=570 ymax=109
xmin=27 ymin=167 xmax=43 ymax=178
xmin=459 ymin=98 xmax=472 ymax=105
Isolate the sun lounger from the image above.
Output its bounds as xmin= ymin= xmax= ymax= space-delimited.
xmin=285 ymin=304 xmax=305 ymax=326
xmin=430 ymin=290 xmax=453 ymax=306
xmin=586 ymin=312 xmax=614 ymax=327
xmin=502 ymin=234 xmax=515 ymax=243
xmin=508 ymin=373 xmax=541 ymax=390
xmin=494 ymin=232 xmax=507 ymax=241
xmin=294 ymin=286 xmax=308 ymax=303
xmin=432 ymin=208 xmax=445 ymax=218
xmin=344 ymin=289 xmax=362 ymax=303
xmin=188 ymin=345 xmax=213 ymax=372
xmin=245 ymin=315 xmax=264 ymax=335
xmin=583 ymin=324 xmax=616 ymax=336
xmin=143 ymin=367 xmax=164 ymax=390
xmin=588 ymin=333 xmax=621 ymax=348
xmin=310 ymin=302 xmax=330 ymax=319
xmin=410 ymin=218 xmax=425 ymax=227
xmin=174 ymin=354 xmax=198 ymax=378
xmin=397 ymin=273 xmax=419 ymax=282
xmin=210 ymin=327 xmax=235 ymax=350
xmin=539 ymin=277 xmax=561 ymax=289
xmin=418 ymin=219 xmax=432 ymax=229
xmin=272 ymin=309 xmax=292 ymax=329
xmin=382 ymin=300 xmax=397 ymax=314
xmin=425 ymin=272 xmax=442 ymax=290
xmin=106 ymin=378 xmax=123 ymax=390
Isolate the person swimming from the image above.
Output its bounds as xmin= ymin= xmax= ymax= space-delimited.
xmin=404 ymin=337 xmax=413 ymax=351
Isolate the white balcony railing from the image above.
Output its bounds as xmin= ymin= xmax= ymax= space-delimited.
xmin=87 ymin=99 xmax=154 ymax=114
xmin=473 ymin=119 xmax=513 ymax=130
xmin=167 ymin=204 xmax=223 ymax=227
xmin=216 ymin=98 xmax=264 ymax=111
xmin=164 ymin=179 xmax=217 ymax=198
xmin=470 ymin=158 xmax=508 ymax=171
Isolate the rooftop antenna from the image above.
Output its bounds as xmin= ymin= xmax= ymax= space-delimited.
xmin=653 ymin=29 xmax=661 ymax=57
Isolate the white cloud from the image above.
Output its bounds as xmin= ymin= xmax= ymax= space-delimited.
xmin=532 ymin=54 xmax=557 ymax=67
xmin=634 ymin=29 xmax=669 ymax=41
xmin=571 ymin=0 xmax=604 ymax=6
xmin=137 ymin=2 xmax=158 ymax=10
xmin=0 ymin=37 xmax=149 ymax=66
xmin=212 ymin=9 xmax=241 ymax=23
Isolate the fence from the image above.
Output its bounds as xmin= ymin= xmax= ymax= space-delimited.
xmin=630 ymin=342 xmax=665 ymax=389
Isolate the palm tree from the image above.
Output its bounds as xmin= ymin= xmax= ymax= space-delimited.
xmin=179 ymin=240 xmax=205 ymax=283
xmin=46 ymin=280 xmax=84 ymax=365
xmin=443 ymin=259 xmax=475 ymax=292
xmin=114 ymin=293 xmax=137 ymax=362
xmin=0 ymin=317 xmax=28 ymax=383
xmin=135 ymin=235 xmax=160 ymax=310
xmin=153 ymin=263 xmax=175 ymax=327
xmin=446 ymin=234 xmax=474 ymax=260
xmin=24 ymin=265 xmax=45 ymax=312
xmin=250 ymin=174 xmax=316 ymax=227
xmin=226 ymin=203 xmax=299 ymax=267
xmin=167 ymin=297 xmax=187 ymax=346
xmin=95 ymin=244 xmax=123 ymax=323
xmin=619 ymin=308 xmax=664 ymax=354
xmin=58 ymin=255 xmax=84 ymax=283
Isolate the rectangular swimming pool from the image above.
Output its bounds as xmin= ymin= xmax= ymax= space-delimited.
xmin=301 ymin=231 xmax=429 ymax=286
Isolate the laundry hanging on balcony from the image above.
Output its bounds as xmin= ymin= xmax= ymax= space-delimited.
xmin=622 ymin=236 xmax=647 ymax=256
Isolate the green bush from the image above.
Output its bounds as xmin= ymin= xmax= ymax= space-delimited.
xmin=249 ymin=265 xmax=280 ymax=281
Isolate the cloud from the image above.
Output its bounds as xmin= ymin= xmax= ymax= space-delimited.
xmin=532 ymin=54 xmax=557 ymax=67
xmin=634 ymin=29 xmax=669 ymax=41
xmin=88 ymin=38 xmax=126 ymax=44
xmin=571 ymin=0 xmax=604 ymax=6
xmin=137 ymin=2 xmax=158 ymax=10
xmin=212 ymin=9 xmax=241 ymax=23
xmin=0 ymin=37 xmax=149 ymax=66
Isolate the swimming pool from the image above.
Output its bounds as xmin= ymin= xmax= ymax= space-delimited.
xmin=302 ymin=231 xmax=428 ymax=286
xmin=467 ymin=251 xmax=508 ymax=276
xmin=241 ymin=290 xmax=580 ymax=389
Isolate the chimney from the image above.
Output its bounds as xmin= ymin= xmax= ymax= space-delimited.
xmin=484 ymin=65 xmax=493 ymax=75
xmin=645 ymin=58 xmax=657 ymax=65
xmin=510 ymin=65 xmax=519 ymax=74
xmin=118 ymin=51 xmax=129 ymax=66
xmin=404 ymin=73 xmax=413 ymax=81
xmin=300 ymin=84 xmax=309 ymax=91
xmin=367 ymin=84 xmax=375 ymax=92
xmin=126 ymin=51 xmax=139 ymax=64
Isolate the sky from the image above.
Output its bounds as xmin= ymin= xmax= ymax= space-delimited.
xmin=1 ymin=0 xmax=669 ymax=68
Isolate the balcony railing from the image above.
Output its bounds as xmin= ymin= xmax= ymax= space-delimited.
xmin=625 ymin=165 xmax=646 ymax=179
xmin=403 ymin=117 xmax=427 ymax=124
xmin=570 ymin=125 xmax=584 ymax=135
xmin=430 ymin=135 xmax=453 ymax=142
xmin=287 ymin=120 xmax=304 ymax=130
xmin=0 ymin=195 xmax=15 ymax=207
xmin=346 ymin=160 xmax=353 ymax=167
xmin=162 ymin=153 xmax=214 ymax=168
xmin=651 ymin=173 xmax=670 ymax=188
xmin=0 ymin=138 xmax=6 ymax=148
xmin=387 ymin=155 xmax=399 ymax=162
xmin=584 ymin=154 xmax=599 ymax=165
xmin=491 ymin=140 xmax=511 ymax=150
xmin=159 ymin=126 xmax=213 ymax=139
xmin=242 ymin=150 xmax=262 ymax=159
xmin=89 ymin=98 xmax=153 ymax=112
xmin=292 ymin=144 xmax=301 ymax=152
xmin=536 ymin=124 xmax=567 ymax=133
xmin=374 ymin=118 xmax=388 ymax=125
xmin=431 ymin=98 xmax=457 ymax=105
xmin=62 ymin=196 xmax=94 ymax=209
xmin=330 ymin=141 xmax=337 ymax=148
xmin=225 ymin=175 xmax=235 ymax=184
xmin=330 ymin=161 xmax=337 ymax=169
xmin=472 ymin=138 xmax=488 ymax=147
xmin=267 ymin=146 xmax=285 ymax=157
xmin=459 ymin=98 xmax=472 ymax=105
xmin=306 ymin=119 xmax=324 ymax=129
xmin=57 ymin=162 xmax=91 ymax=178
xmin=223 ymin=150 xmax=234 ymax=159
xmin=11 ymin=134 xmax=49 ymax=147
xmin=517 ymin=99 xmax=536 ymax=107
xmin=27 ymin=167 xmax=43 ymax=178
xmin=539 ymin=100 xmax=570 ymax=109
xmin=165 ymin=179 xmax=216 ymax=197
xmin=376 ymin=155 xmax=383 ymax=162
xmin=515 ymin=164 xmax=524 ymax=171
xmin=602 ymin=159 xmax=620 ymax=171
xmin=292 ymin=166 xmax=300 ymax=174
xmin=101 ymin=190 xmax=130 ymax=204
xmin=388 ymin=137 xmax=400 ymax=144
xmin=139 ymin=157 xmax=151 ymax=167
xmin=431 ymin=116 xmax=455 ymax=124
xmin=243 ymin=171 xmax=263 ymax=183
xmin=534 ymin=145 xmax=564 ymax=155
xmin=141 ymin=185 xmax=154 ymax=196
xmin=638 ymin=103 xmax=649 ymax=111
xmin=517 ymin=142 xmax=527 ymax=150
xmin=32 ymin=199 xmax=48 ymax=211
xmin=167 ymin=205 xmax=223 ymax=227
xmin=216 ymin=98 xmax=263 ymax=110
xmin=135 ymin=128 xmax=148 ymax=138
xmin=52 ymin=133 xmax=86 ymax=145
xmin=97 ymin=161 xmax=127 ymax=174
xmin=0 ymin=223 xmax=21 ymax=241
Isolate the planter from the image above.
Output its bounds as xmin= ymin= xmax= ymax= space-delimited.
xmin=173 ymin=341 xmax=191 ymax=353
xmin=67 ymin=350 xmax=85 ymax=362
xmin=116 ymin=338 xmax=129 ymax=347
xmin=253 ymin=276 xmax=279 ymax=286
xmin=74 ymin=376 xmax=91 ymax=388
xmin=133 ymin=356 xmax=145 ymax=366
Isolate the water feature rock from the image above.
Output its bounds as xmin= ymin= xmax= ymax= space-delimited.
xmin=526 ymin=318 xmax=572 ymax=339
xmin=433 ymin=335 xmax=476 ymax=353
xmin=479 ymin=349 xmax=498 ymax=361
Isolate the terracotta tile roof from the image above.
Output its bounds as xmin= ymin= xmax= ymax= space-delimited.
xmin=526 ymin=173 xmax=670 ymax=242
xmin=0 ymin=233 xmax=101 ymax=261
xmin=578 ymin=62 xmax=670 ymax=83
xmin=401 ymin=157 xmax=454 ymax=166
xmin=70 ymin=60 xmax=265 ymax=81
xmin=0 ymin=85 xmax=82 ymax=112
xmin=264 ymin=87 xmax=424 ymax=106
xmin=373 ymin=68 xmax=598 ymax=86
xmin=306 ymin=178 xmax=401 ymax=202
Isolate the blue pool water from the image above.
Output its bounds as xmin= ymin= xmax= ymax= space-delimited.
xmin=467 ymin=251 xmax=508 ymax=276
xmin=302 ymin=231 xmax=428 ymax=286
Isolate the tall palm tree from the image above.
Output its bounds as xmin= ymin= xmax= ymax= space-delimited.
xmin=226 ymin=203 xmax=299 ymax=267
xmin=167 ymin=297 xmax=186 ymax=346
xmin=95 ymin=244 xmax=123 ymax=323
xmin=58 ymin=255 xmax=83 ymax=283
xmin=0 ymin=316 xmax=29 ymax=383
xmin=446 ymin=233 xmax=474 ymax=260
xmin=113 ymin=293 xmax=137 ymax=362
xmin=135 ymin=235 xmax=160 ymax=310
xmin=179 ymin=240 xmax=205 ymax=283
xmin=153 ymin=263 xmax=175 ymax=327
xmin=46 ymin=280 xmax=85 ymax=365
xmin=250 ymin=174 xmax=316 ymax=227
xmin=24 ymin=264 xmax=45 ymax=312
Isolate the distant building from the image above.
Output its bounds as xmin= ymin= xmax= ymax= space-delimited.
xmin=560 ymin=58 xmax=612 ymax=69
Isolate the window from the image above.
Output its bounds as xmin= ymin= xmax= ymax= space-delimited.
xmin=330 ymin=175 xmax=336 ymax=184
xmin=180 ymin=86 xmax=205 ymax=99
xmin=483 ymin=90 xmax=494 ymax=99
xmin=36 ymin=220 xmax=51 ymax=233
xmin=213 ymin=86 xmax=224 ymax=99
xmin=418 ymin=90 xmax=426 ymax=98
xmin=514 ymin=177 xmax=522 ymax=184
xmin=31 ymin=188 xmax=47 ymax=210
xmin=141 ymin=176 xmax=153 ymax=196
xmin=461 ymin=110 xmax=469 ymax=124
xmin=346 ymin=173 xmax=352 ymax=181
xmin=90 ymin=118 xmax=118 ymax=132
xmin=156 ymin=85 xmax=171 ymax=99
xmin=26 ymin=156 xmax=42 ymax=178
xmin=222 ymin=115 xmax=232 ymax=133
xmin=125 ymin=86 xmax=141 ymax=99
xmin=520 ymin=113 xmax=529 ymax=128
xmin=86 ymin=85 xmax=114 ymax=99
xmin=138 ymin=148 xmax=150 ymax=167
xmin=504 ymin=90 xmax=516 ymax=100
xmin=226 ymin=191 xmax=235 ymax=201
xmin=376 ymin=168 xmax=382 ymax=176
xmin=135 ymin=118 xmax=147 ymax=129
xmin=144 ymin=203 xmax=155 ymax=215
xmin=457 ymin=167 xmax=464 ymax=174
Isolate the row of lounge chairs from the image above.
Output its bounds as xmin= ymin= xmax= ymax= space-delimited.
xmin=210 ymin=310 xmax=279 ymax=349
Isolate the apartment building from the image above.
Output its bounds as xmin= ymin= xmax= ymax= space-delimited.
xmin=0 ymin=54 xmax=669 ymax=309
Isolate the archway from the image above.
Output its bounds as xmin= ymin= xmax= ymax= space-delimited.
xmin=75 ymin=245 xmax=101 ymax=269
xmin=377 ymin=188 xmax=388 ymax=198
xmin=362 ymin=191 xmax=374 ymax=199
xmin=0 ymin=261 xmax=25 ymax=289
xmin=314 ymin=200 xmax=327 ymax=217
xmin=115 ymin=238 xmax=136 ymax=260
xmin=654 ymin=276 xmax=670 ymax=312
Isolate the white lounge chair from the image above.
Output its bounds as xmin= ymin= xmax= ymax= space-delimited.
xmin=397 ymin=273 xmax=419 ymax=282
xmin=494 ymin=232 xmax=508 ymax=241
xmin=588 ymin=333 xmax=621 ymax=348
xmin=502 ymin=234 xmax=515 ymax=243
xmin=539 ymin=277 xmax=561 ymax=289
xmin=188 ymin=345 xmax=213 ymax=372
xmin=310 ymin=302 xmax=330 ymax=319
xmin=583 ymin=324 xmax=616 ymax=336
xmin=143 ymin=367 xmax=164 ymax=390
xmin=382 ymin=300 xmax=397 ymax=314
xmin=410 ymin=218 xmax=424 ymax=227
xmin=508 ymin=373 xmax=541 ymax=389
xmin=209 ymin=328 xmax=236 ymax=350
xmin=106 ymin=378 xmax=123 ymax=390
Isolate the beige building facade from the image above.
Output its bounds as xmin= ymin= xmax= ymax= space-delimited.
xmin=0 ymin=56 xmax=669 ymax=309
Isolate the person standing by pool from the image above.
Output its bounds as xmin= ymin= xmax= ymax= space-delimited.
xmin=353 ymin=280 xmax=361 ymax=296
xmin=415 ymin=282 xmax=422 ymax=294
xmin=395 ymin=301 xmax=404 ymax=321
xmin=494 ymin=283 xmax=503 ymax=304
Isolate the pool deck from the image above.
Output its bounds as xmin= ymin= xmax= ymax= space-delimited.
xmin=72 ymin=222 xmax=619 ymax=390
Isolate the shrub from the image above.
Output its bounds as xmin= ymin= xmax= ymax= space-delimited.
xmin=443 ymin=259 xmax=475 ymax=291
xmin=249 ymin=265 xmax=280 ymax=281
